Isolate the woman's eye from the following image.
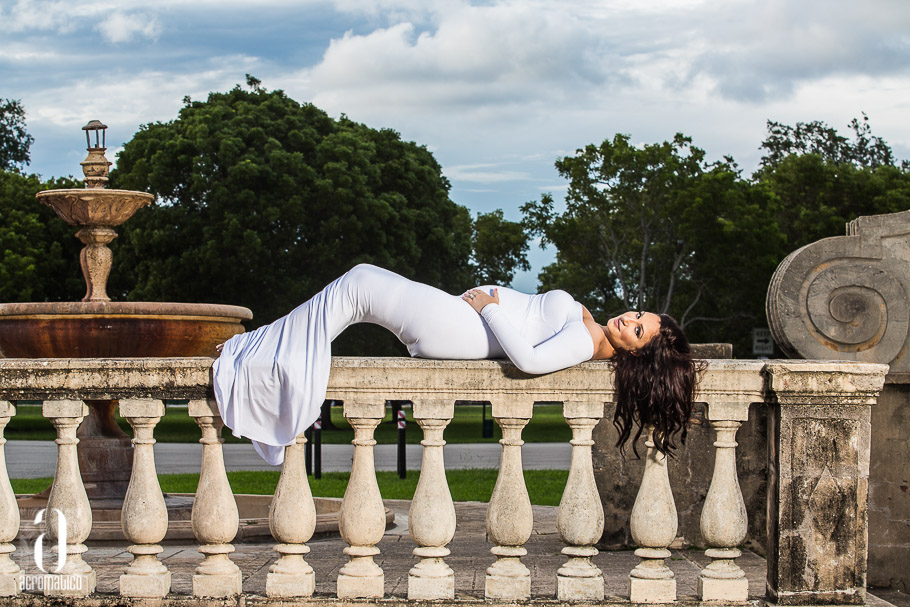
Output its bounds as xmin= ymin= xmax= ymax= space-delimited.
xmin=635 ymin=327 xmax=642 ymax=338
xmin=636 ymin=311 xmax=643 ymax=319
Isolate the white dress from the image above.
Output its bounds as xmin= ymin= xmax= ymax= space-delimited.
xmin=212 ymin=263 xmax=594 ymax=464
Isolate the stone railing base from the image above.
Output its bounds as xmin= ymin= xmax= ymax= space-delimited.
xmin=0 ymin=597 xmax=769 ymax=607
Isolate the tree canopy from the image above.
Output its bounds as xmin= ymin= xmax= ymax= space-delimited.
xmin=756 ymin=115 xmax=910 ymax=249
xmin=0 ymin=171 xmax=83 ymax=302
xmin=471 ymin=209 xmax=530 ymax=285
xmin=2 ymin=84 xmax=905 ymax=359
xmin=0 ymin=99 xmax=34 ymax=172
xmin=758 ymin=113 xmax=897 ymax=172
xmin=109 ymin=82 xmax=486 ymax=354
xmin=523 ymin=116 xmax=909 ymax=355
xmin=521 ymin=133 xmax=784 ymax=352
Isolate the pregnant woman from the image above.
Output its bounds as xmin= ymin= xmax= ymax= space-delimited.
xmin=214 ymin=263 xmax=697 ymax=465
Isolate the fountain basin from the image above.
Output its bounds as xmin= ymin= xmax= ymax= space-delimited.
xmin=0 ymin=301 xmax=252 ymax=358
xmin=36 ymin=188 xmax=154 ymax=226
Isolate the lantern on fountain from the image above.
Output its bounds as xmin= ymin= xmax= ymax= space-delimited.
xmin=80 ymin=120 xmax=112 ymax=189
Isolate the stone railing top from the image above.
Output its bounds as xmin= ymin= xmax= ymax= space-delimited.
xmin=0 ymin=357 xmax=888 ymax=414
xmin=764 ymin=359 xmax=890 ymax=405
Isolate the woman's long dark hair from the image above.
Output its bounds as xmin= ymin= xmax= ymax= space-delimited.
xmin=611 ymin=313 xmax=699 ymax=457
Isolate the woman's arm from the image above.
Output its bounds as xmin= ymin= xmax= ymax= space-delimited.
xmin=462 ymin=289 xmax=594 ymax=374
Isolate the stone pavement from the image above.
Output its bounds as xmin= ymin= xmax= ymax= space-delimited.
xmin=7 ymin=500 xmax=903 ymax=605
xmin=11 ymin=501 xmax=768 ymax=600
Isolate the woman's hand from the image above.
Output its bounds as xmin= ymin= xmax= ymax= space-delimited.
xmin=462 ymin=288 xmax=499 ymax=313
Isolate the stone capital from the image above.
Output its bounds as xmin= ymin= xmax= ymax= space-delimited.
xmin=764 ymin=361 xmax=888 ymax=405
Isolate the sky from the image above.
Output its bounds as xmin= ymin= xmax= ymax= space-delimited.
xmin=3 ymin=0 xmax=910 ymax=291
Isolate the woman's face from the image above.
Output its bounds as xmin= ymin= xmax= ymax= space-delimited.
xmin=606 ymin=311 xmax=662 ymax=352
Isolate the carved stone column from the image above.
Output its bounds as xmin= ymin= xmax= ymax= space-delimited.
xmin=267 ymin=433 xmax=317 ymax=598
xmin=557 ymin=401 xmax=605 ymax=601
xmin=628 ymin=427 xmax=677 ymax=603
xmin=188 ymin=398 xmax=241 ymax=598
xmin=408 ymin=399 xmax=456 ymax=600
xmin=119 ymin=399 xmax=170 ymax=598
xmin=767 ymin=210 xmax=910 ymax=370
xmin=485 ymin=399 xmax=533 ymax=600
xmin=765 ymin=361 xmax=887 ymax=605
xmin=338 ymin=401 xmax=386 ymax=599
xmin=0 ymin=402 xmax=19 ymax=596
xmin=699 ymin=400 xmax=750 ymax=602
xmin=43 ymin=400 xmax=95 ymax=596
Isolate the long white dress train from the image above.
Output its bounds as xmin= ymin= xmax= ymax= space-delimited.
xmin=212 ymin=263 xmax=594 ymax=465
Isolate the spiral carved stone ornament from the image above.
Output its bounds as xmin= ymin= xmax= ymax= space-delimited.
xmin=766 ymin=209 xmax=910 ymax=374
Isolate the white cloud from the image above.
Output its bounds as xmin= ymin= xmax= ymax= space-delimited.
xmin=25 ymin=55 xmax=259 ymax=131
xmin=9 ymin=0 xmax=910 ymax=213
xmin=96 ymin=11 xmax=161 ymax=44
xmin=446 ymin=163 xmax=533 ymax=184
xmin=4 ymin=0 xmax=108 ymax=33
xmin=3 ymin=0 xmax=161 ymax=43
xmin=292 ymin=2 xmax=612 ymax=118
xmin=681 ymin=0 xmax=910 ymax=101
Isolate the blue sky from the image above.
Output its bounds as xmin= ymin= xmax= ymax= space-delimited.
xmin=3 ymin=0 xmax=910 ymax=291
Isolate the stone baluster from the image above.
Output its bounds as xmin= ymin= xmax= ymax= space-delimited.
xmin=188 ymin=398 xmax=241 ymax=598
xmin=338 ymin=401 xmax=386 ymax=599
xmin=119 ymin=399 xmax=171 ymax=597
xmin=43 ymin=400 xmax=95 ymax=596
xmin=628 ymin=426 xmax=677 ymax=603
xmin=699 ymin=400 xmax=750 ymax=602
xmin=0 ymin=401 xmax=19 ymax=596
xmin=485 ymin=399 xmax=533 ymax=600
xmin=408 ymin=399 xmax=456 ymax=600
xmin=557 ymin=401 xmax=605 ymax=601
xmin=267 ymin=433 xmax=317 ymax=598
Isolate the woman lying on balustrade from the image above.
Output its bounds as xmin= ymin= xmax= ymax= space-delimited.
xmin=213 ymin=264 xmax=698 ymax=465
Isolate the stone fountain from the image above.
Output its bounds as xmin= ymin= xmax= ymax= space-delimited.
xmin=0 ymin=121 xmax=253 ymax=535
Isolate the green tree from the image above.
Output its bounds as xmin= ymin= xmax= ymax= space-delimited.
xmin=471 ymin=209 xmax=529 ymax=285
xmin=758 ymin=113 xmax=896 ymax=172
xmin=523 ymin=133 xmax=705 ymax=317
xmin=109 ymin=82 xmax=475 ymax=354
xmin=0 ymin=99 xmax=34 ymax=172
xmin=523 ymin=134 xmax=784 ymax=353
xmin=0 ymin=171 xmax=83 ymax=302
xmin=756 ymin=116 xmax=910 ymax=249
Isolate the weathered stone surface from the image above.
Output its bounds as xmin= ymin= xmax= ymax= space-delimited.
xmin=594 ymin=361 xmax=768 ymax=551
xmin=629 ymin=575 xmax=676 ymax=603
xmin=337 ymin=413 xmax=385 ymax=599
xmin=867 ymin=382 xmax=910 ymax=591
xmin=765 ymin=361 xmax=886 ymax=605
xmin=767 ymin=210 xmax=910 ymax=593
xmin=0 ymin=355 xmax=892 ymax=604
xmin=0 ymin=401 xmax=19 ymax=597
xmin=766 ymin=209 xmax=910 ymax=373
xmin=594 ymin=401 xmax=770 ymax=552
xmin=698 ymin=574 xmax=749 ymax=602
xmin=409 ymin=400 xmax=456 ymax=600
xmin=690 ymin=343 xmax=734 ymax=358
xmin=485 ymin=414 xmax=533 ymax=600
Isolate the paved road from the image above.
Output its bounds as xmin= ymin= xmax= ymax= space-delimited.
xmin=5 ymin=440 xmax=571 ymax=478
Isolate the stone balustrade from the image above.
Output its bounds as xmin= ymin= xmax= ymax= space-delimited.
xmin=0 ymin=356 xmax=888 ymax=604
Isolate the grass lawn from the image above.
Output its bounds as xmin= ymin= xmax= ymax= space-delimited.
xmin=6 ymin=402 xmax=572 ymax=444
xmin=10 ymin=469 xmax=570 ymax=506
